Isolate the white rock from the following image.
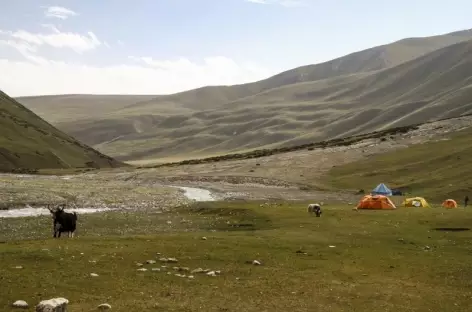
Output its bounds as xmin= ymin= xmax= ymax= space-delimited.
xmin=14 ymin=266 xmax=23 ymax=269
xmin=151 ymin=268 xmax=161 ymax=272
xmin=146 ymin=260 xmax=156 ymax=264
xmin=191 ymin=268 xmax=205 ymax=274
xmin=167 ymin=258 xmax=178 ymax=263
xmin=252 ymin=260 xmax=261 ymax=265
xmin=188 ymin=275 xmax=195 ymax=279
xmin=206 ymin=271 xmax=217 ymax=276
xmin=136 ymin=263 xmax=144 ymax=266
xmin=137 ymin=268 xmax=147 ymax=272
xmin=36 ymin=297 xmax=69 ymax=312
xmin=90 ymin=273 xmax=99 ymax=277
xmin=97 ymin=303 xmax=112 ymax=310
xmin=329 ymin=245 xmax=336 ymax=248
xmin=201 ymin=237 xmax=207 ymax=240
xmin=12 ymin=300 xmax=28 ymax=308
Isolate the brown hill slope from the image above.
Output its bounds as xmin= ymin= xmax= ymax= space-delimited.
xmin=16 ymin=29 xmax=472 ymax=162
xmin=112 ymin=38 xmax=472 ymax=161
xmin=0 ymin=91 xmax=123 ymax=172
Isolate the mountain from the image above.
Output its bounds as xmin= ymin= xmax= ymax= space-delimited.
xmin=17 ymin=28 xmax=472 ymax=162
xmin=0 ymin=91 xmax=123 ymax=172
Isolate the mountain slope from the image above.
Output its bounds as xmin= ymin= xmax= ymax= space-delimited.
xmin=90 ymin=38 xmax=472 ymax=161
xmin=328 ymin=125 xmax=472 ymax=201
xmin=0 ymin=91 xmax=123 ymax=172
xmin=16 ymin=28 xmax=472 ymax=162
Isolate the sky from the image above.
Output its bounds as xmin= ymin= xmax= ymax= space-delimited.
xmin=1 ymin=0 xmax=471 ymax=97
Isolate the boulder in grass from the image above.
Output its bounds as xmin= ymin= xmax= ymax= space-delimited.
xmin=35 ymin=297 xmax=69 ymax=312
xmin=12 ymin=300 xmax=28 ymax=309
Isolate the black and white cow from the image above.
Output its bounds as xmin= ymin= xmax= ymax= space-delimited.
xmin=47 ymin=204 xmax=78 ymax=238
xmin=307 ymin=203 xmax=322 ymax=217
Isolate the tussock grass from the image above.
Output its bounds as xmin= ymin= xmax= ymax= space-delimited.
xmin=1 ymin=201 xmax=472 ymax=311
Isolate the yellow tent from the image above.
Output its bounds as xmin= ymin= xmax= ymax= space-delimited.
xmin=402 ymin=197 xmax=430 ymax=208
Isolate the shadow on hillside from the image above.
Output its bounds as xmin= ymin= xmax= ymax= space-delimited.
xmin=433 ymin=227 xmax=470 ymax=232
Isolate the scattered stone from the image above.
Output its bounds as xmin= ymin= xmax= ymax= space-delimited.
xmin=97 ymin=303 xmax=112 ymax=310
xmin=206 ymin=271 xmax=217 ymax=276
xmin=36 ymin=297 xmax=69 ymax=312
xmin=146 ymin=260 xmax=156 ymax=264
xmin=201 ymin=236 xmax=207 ymax=240
xmin=252 ymin=260 xmax=261 ymax=265
xmin=12 ymin=300 xmax=28 ymax=309
xmin=151 ymin=268 xmax=161 ymax=272
xmin=137 ymin=268 xmax=148 ymax=272
xmin=14 ymin=266 xmax=23 ymax=269
xmin=159 ymin=257 xmax=178 ymax=263
xmin=191 ymin=268 xmax=205 ymax=274
xmin=166 ymin=221 xmax=172 ymax=224
xmin=328 ymin=245 xmax=336 ymax=248
xmin=136 ymin=263 xmax=144 ymax=267
xmin=188 ymin=275 xmax=194 ymax=279
xmin=424 ymin=246 xmax=431 ymax=250
xmin=90 ymin=273 xmax=99 ymax=277
xmin=397 ymin=238 xmax=405 ymax=242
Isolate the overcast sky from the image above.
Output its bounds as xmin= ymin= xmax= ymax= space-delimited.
xmin=1 ymin=0 xmax=471 ymax=96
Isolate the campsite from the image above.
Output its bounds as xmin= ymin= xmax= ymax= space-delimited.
xmin=3 ymin=3 xmax=472 ymax=310
xmin=1 ymin=169 xmax=472 ymax=312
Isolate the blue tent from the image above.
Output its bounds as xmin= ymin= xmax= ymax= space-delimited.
xmin=372 ymin=183 xmax=392 ymax=196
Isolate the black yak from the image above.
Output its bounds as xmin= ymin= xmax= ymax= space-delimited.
xmin=47 ymin=204 xmax=78 ymax=238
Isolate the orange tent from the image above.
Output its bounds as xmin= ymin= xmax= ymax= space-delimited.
xmin=442 ymin=199 xmax=458 ymax=209
xmin=356 ymin=195 xmax=397 ymax=210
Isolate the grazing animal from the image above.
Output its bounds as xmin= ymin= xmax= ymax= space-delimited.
xmin=47 ymin=204 xmax=78 ymax=238
xmin=307 ymin=203 xmax=322 ymax=217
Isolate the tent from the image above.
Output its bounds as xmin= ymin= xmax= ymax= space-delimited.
xmin=372 ymin=183 xmax=392 ymax=196
xmin=357 ymin=195 xmax=397 ymax=210
xmin=442 ymin=199 xmax=458 ymax=209
xmin=402 ymin=197 xmax=430 ymax=208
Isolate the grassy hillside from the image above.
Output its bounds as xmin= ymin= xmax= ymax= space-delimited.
xmin=0 ymin=91 xmax=123 ymax=172
xmin=88 ymin=38 xmax=472 ymax=161
xmin=17 ymin=29 xmax=472 ymax=161
xmin=328 ymin=126 xmax=472 ymax=202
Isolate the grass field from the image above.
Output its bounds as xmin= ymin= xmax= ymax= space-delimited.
xmin=328 ymin=126 xmax=472 ymax=201
xmin=1 ymin=201 xmax=472 ymax=311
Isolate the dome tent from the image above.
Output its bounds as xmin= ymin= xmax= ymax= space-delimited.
xmin=442 ymin=199 xmax=458 ymax=209
xmin=357 ymin=195 xmax=397 ymax=210
xmin=402 ymin=197 xmax=430 ymax=208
